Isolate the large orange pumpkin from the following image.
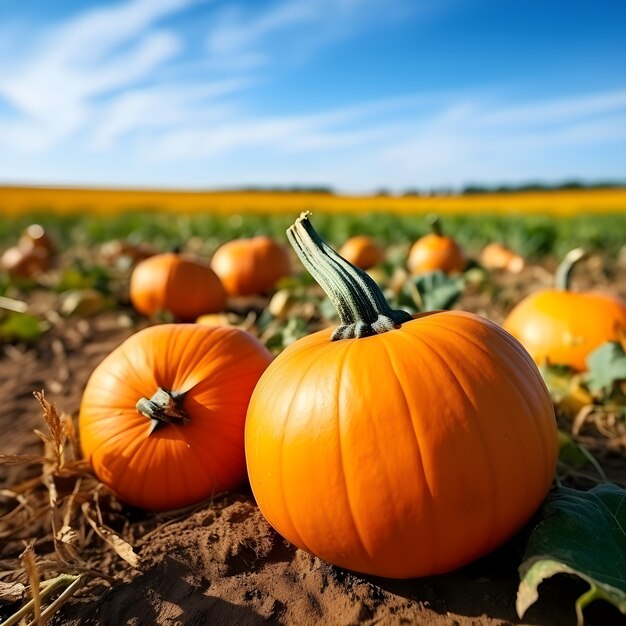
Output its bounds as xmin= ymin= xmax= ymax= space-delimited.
xmin=130 ymin=252 xmax=226 ymax=320
xmin=408 ymin=216 xmax=466 ymax=274
xmin=245 ymin=213 xmax=557 ymax=579
xmin=80 ymin=324 xmax=272 ymax=511
xmin=338 ymin=235 xmax=385 ymax=270
xmin=503 ymin=248 xmax=626 ymax=371
xmin=211 ymin=236 xmax=291 ymax=296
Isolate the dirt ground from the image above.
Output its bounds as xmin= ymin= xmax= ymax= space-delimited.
xmin=1 ymin=261 xmax=625 ymax=626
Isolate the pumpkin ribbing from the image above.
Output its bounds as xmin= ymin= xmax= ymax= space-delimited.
xmin=245 ymin=214 xmax=557 ymax=578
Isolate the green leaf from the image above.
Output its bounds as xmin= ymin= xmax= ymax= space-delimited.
xmin=0 ymin=312 xmax=48 ymax=343
xmin=556 ymin=430 xmax=607 ymax=483
xmin=263 ymin=317 xmax=309 ymax=353
xmin=517 ymin=483 xmax=626 ymax=624
xmin=412 ymin=271 xmax=465 ymax=312
xmin=539 ymin=363 xmax=592 ymax=416
xmin=585 ymin=342 xmax=626 ymax=394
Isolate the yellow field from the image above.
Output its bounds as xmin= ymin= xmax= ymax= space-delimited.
xmin=1 ymin=185 xmax=625 ymax=217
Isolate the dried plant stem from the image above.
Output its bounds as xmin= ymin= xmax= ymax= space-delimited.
xmin=1 ymin=574 xmax=82 ymax=626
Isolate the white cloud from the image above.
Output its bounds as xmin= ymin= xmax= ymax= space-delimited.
xmin=478 ymin=89 xmax=626 ymax=128
xmin=0 ymin=0 xmax=204 ymax=152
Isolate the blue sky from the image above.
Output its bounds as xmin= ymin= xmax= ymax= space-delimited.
xmin=0 ymin=0 xmax=624 ymax=192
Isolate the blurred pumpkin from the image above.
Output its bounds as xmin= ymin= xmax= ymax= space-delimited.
xmin=245 ymin=213 xmax=557 ymax=579
xmin=130 ymin=252 xmax=226 ymax=320
xmin=407 ymin=216 xmax=466 ymax=274
xmin=480 ymin=242 xmax=525 ymax=273
xmin=503 ymin=248 xmax=626 ymax=371
xmin=80 ymin=323 xmax=272 ymax=511
xmin=211 ymin=236 xmax=291 ymax=296
xmin=338 ymin=235 xmax=385 ymax=270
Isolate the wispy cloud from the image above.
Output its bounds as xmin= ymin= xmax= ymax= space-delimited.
xmin=0 ymin=0 xmax=204 ymax=151
xmin=205 ymin=0 xmax=416 ymax=70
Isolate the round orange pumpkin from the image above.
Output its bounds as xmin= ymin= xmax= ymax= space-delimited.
xmin=130 ymin=252 xmax=226 ymax=320
xmin=408 ymin=216 xmax=466 ymax=274
xmin=503 ymin=248 xmax=626 ymax=371
xmin=211 ymin=236 xmax=291 ymax=296
xmin=480 ymin=242 xmax=525 ymax=273
xmin=245 ymin=213 xmax=557 ymax=579
xmin=80 ymin=323 xmax=272 ymax=511
xmin=338 ymin=235 xmax=385 ymax=270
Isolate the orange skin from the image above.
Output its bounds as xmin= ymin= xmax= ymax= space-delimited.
xmin=130 ymin=252 xmax=226 ymax=320
xmin=80 ymin=324 xmax=272 ymax=511
xmin=503 ymin=290 xmax=626 ymax=371
xmin=480 ymin=243 xmax=525 ymax=273
xmin=339 ymin=236 xmax=385 ymax=270
xmin=408 ymin=233 xmax=466 ymax=274
xmin=211 ymin=236 xmax=291 ymax=296
xmin=245 ymin=310 xmax=557 ymax=578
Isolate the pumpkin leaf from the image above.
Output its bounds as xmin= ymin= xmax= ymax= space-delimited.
xmin=539 ymin=364 xmax=593 ymax=417
xmin=585 ymin=341 xmax=626 ymax=394
xmin=556 ymin=430 xmax=607 ymax=483
xmin=517 ymin=483 xmax=626 ymax=624
xmin=263 ymin=316 xmax=309 ymax=353
xmin=412 ymin=271 xmax=465 ymax=311
xmin=0 ymin=312 xmax=48 ymax=343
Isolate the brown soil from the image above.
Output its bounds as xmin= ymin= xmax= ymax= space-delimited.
xmin=1 ymin=261 xmax=625 ymax=626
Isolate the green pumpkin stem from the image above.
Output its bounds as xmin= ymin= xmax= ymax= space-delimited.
xmin=287 ymin=212 xmax=412 ymax=341
xmin=136 ymin=388 xmax=189 ymax=434
xmin=555 ymin=247 xmax=586 ymax=291
xmin=427 ymin=213 xmax=443 ymax=237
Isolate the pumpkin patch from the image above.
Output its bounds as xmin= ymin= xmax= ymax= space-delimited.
xmin=1 ymin=207 xmax=625 ymax=625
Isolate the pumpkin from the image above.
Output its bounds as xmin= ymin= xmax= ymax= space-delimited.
xmin=211 ymin=236 xmax=291 ymax=296
xmin=407 ymin=216 xmax=466 ymax=274
xmin=79 ymin=323 xmax=272 ymax=511
xmin=130 ymin=252 xmax=226 ymax=320
xmin=338 ymin=235 xmax=385 ymax=270
xmin=480 ymin=242 xmax=525 ymax=273
xmin=245 ymin=213 xmax=557 ymax=579
xmin=503 ymin=248 xmax=626 ymax=371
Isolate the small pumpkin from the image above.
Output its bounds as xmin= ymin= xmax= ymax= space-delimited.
xmin=130 ymin=252 xmax=226 ymax=320
xmin=338 ymin=235 xmax=385 ymax=270
xmin=245 ymin=213 xmax=557 ymax=579
xmin=79 ymin=323 xmax=272 ymax=511
xmin=480 ymin=242 xmax=525 ymax=273
xmin=211 ymin=236 xmax=291 ymax=296
xmin=503 ymin=248 xmax=626 ymax=371
xmin=407 ymin=216 xmax=466 ymax=274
